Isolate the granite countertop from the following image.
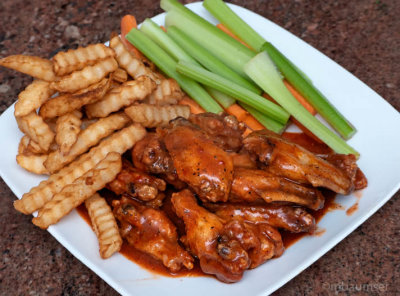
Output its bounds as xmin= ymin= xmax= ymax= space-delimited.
xmin=0 ymin=0 xmax=399 ymax=295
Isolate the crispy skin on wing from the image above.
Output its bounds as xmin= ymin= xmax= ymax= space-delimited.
xmin=244 ymin=130 xmax=354 ymax=194
xmin=205 ymin=203 xmax=315 ymax=233
xmin=231 ymin=168 xmax=324 ymax=210
xmin=107 ymin=160 xmax=166 ymax=201
xmin=113 ymin=196 xmax=194 ymax=272
xmin=172 ymin=189 xmax=250 ymax=282
xmin=163 ymin=119 xmax=234 ymax=202
xmin=189 ymin=113 xmax=245 ymax=152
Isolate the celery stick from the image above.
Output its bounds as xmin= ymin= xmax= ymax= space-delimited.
xmin=126 ymin=29 xmax=223 ymax=113
xmin=165 ymin=10 xmax=255 ymax=77
xmin=244 ymin=52 xmax=358 ymax=155
xmin=203 ymin=0 xmax=265 ymax=51
xmin=262 ymin=42 xmax=356 ymax=139
xmin=167 ymin=26 xmax=260 ymax=94
xmin=240 ymin=103 xmax=286 ymax=134
xmin=206 ymin=87 xmax=235 ymax=108
xmin=140 ymin=18 xmax=199 ymax=65
xmin=176 ymin=61 xmax=289 ymax=124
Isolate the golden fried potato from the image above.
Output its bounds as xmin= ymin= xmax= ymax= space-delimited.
xmin=85 ymin=76 xmax=156 ymax=118
xmin=16 ymin=154 xmax=49 ymax=175
xmin=125 ymin=104 xmax=190 ymax=127
xmin=50 ymin=57 xmax=117 ymax=93
xmin=32 ymin=152 xmax=122 ymax=229
xmin=0 ymin=55 xmax=56 ymax=81
xmin=55 ymin=110 xmax=82 ymax=154
xmin=109 ymin=36 xmax=159 ymax=81
xmin=85 ymin=193 xmax=122 ymax=258
xmin=145 ymin=78 xmax=184 ymax=106
xmin=53 ymin=44 xmax=116 ymax=76
xmin=14 ymin=80 xmax=56 ymax=117
xmin=14 ymin=124 xmax=146 ymax=214
xmin=16 ymin=112 xmax=55 ymax=151
xmin=112 ymin=68 xmax=128 ymax=83
xmin=45 ymin=112 xmax=130 ymax=173
xmin=39 ymin=77 xmax=110 ymax=118
xmin=18 ymin=135 xmax=47 ymax=155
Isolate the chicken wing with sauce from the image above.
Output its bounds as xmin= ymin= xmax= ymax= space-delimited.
xmin=243 ymin=130 xmax=355 ymax=194
xmin=189 ymin=113 xmax=245 ymax=152
xmin=205 ymin=203 xmax=315 ymax=233
xmin=163 ymin=118 xmax=234 ymax=202
xmin=113 ymin=196 xmax=194 ymax=272
xmin=107 ymin=160 xmax=166 ymax=201
xmin=171 ymin=189 xmax=250 ymax=282
xmin=231 ymin=168 xmax=324 ymax=210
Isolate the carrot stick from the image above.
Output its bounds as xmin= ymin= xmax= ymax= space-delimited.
xmin=216 ymin=24 xmax=253 ymax=50
xmin=283 ymin=80 xmax=316 ymax=114
xmin=179 ymin=96 xmax=205 ymax=114
xmin=120 ymin=15 xmax=146 ymax=60
xmin=226 ymin=103 xmax=264 ymax=131
xmin=160 ymin=25 xmax=167 ymax=32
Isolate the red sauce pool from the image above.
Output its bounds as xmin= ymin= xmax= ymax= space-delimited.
xmin=76 ymin=132 xmax=352 ymax=277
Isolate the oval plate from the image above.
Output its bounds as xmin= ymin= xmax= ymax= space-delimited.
xmin=1 ymin=2 xmax=400 ymax=296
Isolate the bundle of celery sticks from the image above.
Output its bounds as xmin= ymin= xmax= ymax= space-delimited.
xmin=126 ymin=0 xmax=358 ymax=155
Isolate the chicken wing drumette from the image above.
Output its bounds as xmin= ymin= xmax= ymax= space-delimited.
xmin=113 ymin=196 xmax=194 ymax=272
xmin=243 ymin=130 xmax=363 ymax=194
xmin=163 ymin=118 xmax=234 ymax=202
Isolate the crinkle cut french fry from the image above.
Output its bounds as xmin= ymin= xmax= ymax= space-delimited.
xmin=112 ymin=68 xmax=128 ymax=83
xmin=145 ymin=78 xmax=184 ymax=106
xmin=53 ymin=44 xmax=116 ymax=76
xmin=85 ymin=193 xmax=122 ymax=258
xmin=55 ymin=110 xmax=82 ymax=154
xmin=16 ymin=154 xmax=49 ymax=175
xmin=50 ymin=57 xmax=118 ymax=93
xmin=109 ymin=36 xmax=159 ymax=81
xmin=125 ymin=104 xmax=190 ymax=127
xmin=16 ymin=112 xmax=55 ymax=151
xmin=32 ymin=152 xmax=122 ymax=229
xmin=14 ymin=80 xmax=56 ymax=117
xmin=45 ymin=112 xmax=131 ymax=173
xmin=14 ymin=124 xmax=146 ymax=215
xmin=18 ymin=135 xmax=47 ymax=155
xmin=39 ymin=77 xmax=110 ymax=119
xmin=85 ymin=76 xmax=156 ymax=118
xmin=0 ymin=55 xmax=56 ymax=82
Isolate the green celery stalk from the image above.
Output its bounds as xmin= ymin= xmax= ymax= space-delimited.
xmin=167 ymin=26 xmax=260 ymax=93
xmin=206 ymin=87 xmax=235 ymax=108
xmin=262 ymin=42 xmax=356 ymax=139
xmin=126 ymin=29 xmax=223 ymax=113
xmin=176 ymin=61 xmax=290 ymax=124
xmin=240 ymin=103 xmax=286 ymax=134
xmin=244 ymin=51 xmax=358 ymax=155
xmin=164 ymin=9 xmax=255 ymax=77
xmin=140 ymin=18 xmax=199 ymax=65
xmin=203 ymin=0 xmax=265 ymax=51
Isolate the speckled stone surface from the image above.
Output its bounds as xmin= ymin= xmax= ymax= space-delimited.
xmin=0 ymin=0 xmax=399 ymax=295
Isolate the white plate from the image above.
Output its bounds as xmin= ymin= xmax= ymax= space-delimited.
xmin=1 ymin=2 xmax=400 ymax=296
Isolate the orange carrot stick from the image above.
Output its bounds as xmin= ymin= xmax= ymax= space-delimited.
xmin=120 ymin=15 xmax=146 ymax=60
xmin=283 ymin=80 xmax=316 ymax=115
xmin=216 ymin=24 xmax=253 ymax=50
xmin=179 ymin=96 xmax=205 ymax=114
xmin=160 ymin=25 xmax=167 ymax=32
xmin=226 ymin=104 xmax=264 ymax=131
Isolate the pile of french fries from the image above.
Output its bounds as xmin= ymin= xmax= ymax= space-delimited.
xmin=0 ymin=35 xmax=191 ymax=259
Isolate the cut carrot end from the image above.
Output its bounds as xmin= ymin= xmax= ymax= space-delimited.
xmin=160 ymin=25 xmax=167 ymax=32
xmin=216 ymin=24 xmax=253 ymax=50
xmin=179 ymin=96 xmax=205 ymax=114
xmin=226 ymin=104 xmax=264 ymax=131
xmin=283 ymin=80 xmax=316 ymax=115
